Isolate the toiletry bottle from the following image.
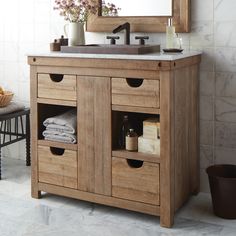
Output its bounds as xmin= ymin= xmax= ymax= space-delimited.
xmin=166 ymin=18 xmax=175 ymax=49
xmin=119 ymin=115 xmax=131 ymax=149
xmin=126 ymin=129 xmax=138 ymax=152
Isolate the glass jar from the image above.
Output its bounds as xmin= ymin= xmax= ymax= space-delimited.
xmin=125 ymin=129 xmax=138 ymax=152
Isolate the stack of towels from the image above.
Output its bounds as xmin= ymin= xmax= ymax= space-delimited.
xmin=43 ymin=109 xmax=77 ymax=144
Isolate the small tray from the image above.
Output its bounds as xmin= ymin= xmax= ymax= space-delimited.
xmin=163 ymin=48 xmax=183 ymax=53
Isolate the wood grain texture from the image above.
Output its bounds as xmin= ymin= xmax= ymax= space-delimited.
xmin=37 ymin=98 xmax=76 ymax=107
xmin=112 ymin=78 xmax=160 ymax=108
xmin=38 ymin=74 xmax=76 ymax=101
xmin=38 ymin=145 xmax=77 ymax=189
xmin=173 ymin=67 xmax=191 ymax=210
xmin=78 ymin=76 xmax=111 ymax=196
xmin=112 ymin=157 xmax=160 ymax=205
xmin=37 ymin=140 xmax=77 ymax=151
xmin=28 ymin=57 xmax=166 ymax=71
xmin=160 ymin=70 xmax=175 ymax=227
xmin=39 ymin=182 xmax=160 ymax=216
xmin=87 ymin=0 xmax=190 ymax=33
xmin=30 ymin=65 xmax=41 ymax=199
xmin=112 ymin=150 xmax=160 ymax=163
xmin=189 ymin=64 xmax=200 ymax=194
xmin=29 ymin=54 xmax=200 ymax=229
xmin=112 ymin=105 xmax=160 ymax=114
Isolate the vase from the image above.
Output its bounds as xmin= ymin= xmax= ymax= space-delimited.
xmin=64 ymin=22 xmax=85 ymax=46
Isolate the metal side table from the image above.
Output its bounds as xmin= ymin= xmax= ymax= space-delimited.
xmin=0 ymin=108 xmax=30 ymax=179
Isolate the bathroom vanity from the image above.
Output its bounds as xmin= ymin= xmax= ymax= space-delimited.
xmin=28 ymin=51 xmax=201 ymax=228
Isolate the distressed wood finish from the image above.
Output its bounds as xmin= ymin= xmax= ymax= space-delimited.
xmin=38 ymin=74 xmax=76 ymax=101
xmin=87 ymin=0 xmax=190 ymax=33
xmin=173 ymin=67 xmax=191 ymax=210
xmin=189 ymin=64 xmax=200 ymax=194
xmin=30 ymin=65 xmax=41 ymax=199
xmin=112 ymin=157 xmax=160 ymax=205
xmin=38 ymin=145 xmax=77 ymax=189
xmin=39 ymin=182 xmax=160 ymax=216
xmin=112 ymin=105 xmax=160 ymax=114
xmin=160 ymin=70 xmax=175 ymax=227
xmin=112 ymin=78 xmax=160 ymax=108
xmin=112 ymin=150 xmax=160 ymax=163
xmin=78 ymin=76 xmax=112 ymax=196
xmin=37 ymin=98 xmax=76 ymax=107
xmin=29 ymin=54 xmax=200 ymax=228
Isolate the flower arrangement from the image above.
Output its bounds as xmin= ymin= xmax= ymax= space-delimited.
xmin=101 ymin=1 xmax=120 ymax=16
xmin=54 ymin=0 xmax=98 ymax=23
xmin=54 ymin=0 xmax=120 ymax=23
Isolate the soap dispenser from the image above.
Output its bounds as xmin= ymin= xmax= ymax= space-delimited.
xmin=166 ymin=18 xmax=175 ymax=49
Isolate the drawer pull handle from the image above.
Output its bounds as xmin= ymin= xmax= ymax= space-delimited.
xmin=126 ymin=78 xmax=143 ymax=88
xmin=127 ymin=159 xmax=143 ymax=168
xmin=49 ymin=74 xmax=64 ymax=82
xmin=50 ymin=147 xmax=65 ymax=156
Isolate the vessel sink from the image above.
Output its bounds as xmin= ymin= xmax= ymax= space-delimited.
xmin=60 ymin=44 xmax=160 ymax=55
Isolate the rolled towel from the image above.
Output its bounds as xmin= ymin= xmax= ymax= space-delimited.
xmin=43 ymin=130 xmax=77 ymax=144
xmin=45 ymin=124 xmax=77 ymax=134
xmin=43 ymin=109 xmax=77 ymax=134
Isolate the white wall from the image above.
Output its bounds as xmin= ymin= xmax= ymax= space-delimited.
xmin=0 ymin=0 xmax=236 ymax=192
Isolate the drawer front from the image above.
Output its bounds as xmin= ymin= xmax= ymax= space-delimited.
xmin=112 ymin=78 xmax=160 ymax=108
xmin=112 ymin=157 xmax=160 ymax=205
xmin=38 ymin=145 xmax=77 ymax=189
xmin=38 ymin=73 xmax=76 ymax=101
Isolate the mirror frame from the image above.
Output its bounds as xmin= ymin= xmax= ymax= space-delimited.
xmin=87 ymin=0 xmax=190 ymax=33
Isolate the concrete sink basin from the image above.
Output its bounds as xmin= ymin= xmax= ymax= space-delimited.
xmin=60 ymin=44 xmax=160 ymax=55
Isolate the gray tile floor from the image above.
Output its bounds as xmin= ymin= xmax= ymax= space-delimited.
xmin=0 ymin=158 xmax=236 ymax=236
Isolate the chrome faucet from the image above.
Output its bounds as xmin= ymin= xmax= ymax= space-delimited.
xmin=112 ymin=22 xmax=130 ymax=45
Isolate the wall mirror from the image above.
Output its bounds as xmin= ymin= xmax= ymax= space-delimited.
xmin=87 ymin=0 xmax=190 ymax=33
xmin=102 ymin=0 xmax=172 ymax=17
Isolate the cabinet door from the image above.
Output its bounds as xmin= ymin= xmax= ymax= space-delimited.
xmin=77 ymin=76 xmax=111 ymax=196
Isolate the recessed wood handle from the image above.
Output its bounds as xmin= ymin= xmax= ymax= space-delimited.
xmin=50 ymin=147 xmax=65 ymax=156
xmin=49 ymin=74 xmax=64 ymax=82
xmin=126 ymin=78 xmax=144 ymax=88
xmin=127 ymin=159 xmax=143 ymax=168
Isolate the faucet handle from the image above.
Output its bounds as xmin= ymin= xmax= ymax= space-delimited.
xmin=106 ymin=36 xmax=120 ymax=45
xmin=135 ymin=36 xmax=149 ymax=45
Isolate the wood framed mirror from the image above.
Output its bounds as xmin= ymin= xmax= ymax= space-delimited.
xmin=87 ymin=0 xmax=190 ymax=33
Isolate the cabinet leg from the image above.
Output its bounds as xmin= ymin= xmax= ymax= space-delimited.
xmin=31 ymin=186 xmax=41 ymax=199
xmin=160 ymin=214 xmax=174 ymax=228
xmin=32 ymin=190 xmax=41 ymax=199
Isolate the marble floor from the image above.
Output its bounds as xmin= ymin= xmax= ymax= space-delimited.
xmin=0 ymin=158 xmax=236 ymax=236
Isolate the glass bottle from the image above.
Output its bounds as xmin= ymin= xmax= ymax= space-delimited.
xmin=118 ymin=115 xmax=130 ymax=149
xmin=125 ymin=129 xmax=138 ymax=152
xmin=166 ymin=18 xmax=175 ymax=49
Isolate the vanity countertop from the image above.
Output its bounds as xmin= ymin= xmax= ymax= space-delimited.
xmin=28 ymin=50 xmax=201 ymax=61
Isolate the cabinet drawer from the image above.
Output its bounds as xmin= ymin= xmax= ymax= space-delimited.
xmin=112 ymin=78 xmax=160 ymax=108
xmin=38 ymin=145 xmax=77 ymax=189
xmin=38 ymin=73 xmax=76 ymax=101
xmin=112 ymin=157 xmax=160 ymax=205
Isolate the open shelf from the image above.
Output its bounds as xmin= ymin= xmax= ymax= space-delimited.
xmin=112 ymin=149 xmax=160 ymax=163
xmin=38 ymin=139 xmax=77 ymax=151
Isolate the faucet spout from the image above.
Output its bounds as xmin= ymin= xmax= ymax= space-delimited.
xmin=112 ymin=22 xmax=130 ymax=45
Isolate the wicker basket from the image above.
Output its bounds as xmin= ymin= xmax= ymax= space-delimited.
xmin=0 ymin=91 xmax=14 ymax=107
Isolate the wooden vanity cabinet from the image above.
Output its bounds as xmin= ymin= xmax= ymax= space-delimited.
xmin=28 ymin=54 xmax=201 ymax=228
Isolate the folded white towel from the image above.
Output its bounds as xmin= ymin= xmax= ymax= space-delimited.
xmin=43 ymin=130 xmax=77 ymax=144
xmin=0 ymin=102 xmax=25 ymax=115
xmin=43 ymin=109 xmax=77 ymax=134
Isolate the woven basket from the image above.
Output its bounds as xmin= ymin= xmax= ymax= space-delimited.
xmin=0 ymin=91 xmax=14 ymax=107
